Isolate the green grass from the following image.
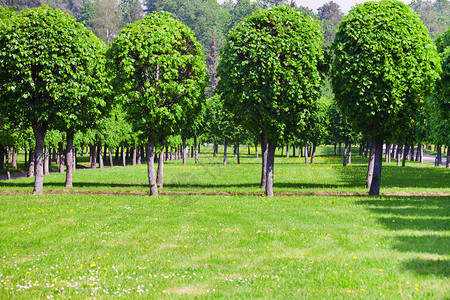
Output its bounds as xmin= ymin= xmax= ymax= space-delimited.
xmin=0 ymin=146 xmax=449 ymax=298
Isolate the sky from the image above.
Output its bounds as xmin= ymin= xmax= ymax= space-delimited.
xmin=218 ymin=0 xmax=412 ymax=14
xmin=293 ymin=0 xmax=411 ymax=13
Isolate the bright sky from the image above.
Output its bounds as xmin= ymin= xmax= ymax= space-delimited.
xmin=218 ymin=0 xmax=412 ymax=14
xmin=293 ymin=0 xmax=411 ymax=13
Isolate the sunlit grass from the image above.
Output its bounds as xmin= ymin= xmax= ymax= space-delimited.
xmin=0 ymin=193 xmax=448 ymax=298
xmin=0 ymin=145 xmax=448 ymax=298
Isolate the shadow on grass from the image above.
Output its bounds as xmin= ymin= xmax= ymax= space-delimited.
xmin=392 ymin=235 xmax=449 ymax=255
xmin=401 ymin=258 xmax=449 ymax=277
xmin=359 ymin=196 xmax=449 ymax=278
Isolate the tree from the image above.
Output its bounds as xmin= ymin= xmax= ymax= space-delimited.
xmin=257 ymin=0 xmax=288 ymax=8
xmin=119 ymin=0 xmax=143 ymax=26
xmin=410 ymin=0 xmax=450 ymax=40
xmin=434 ymin=27 xmax=450 ymax=167
xmin=331 ymin=0 xmax=441 ymax=195
xmin=317 ymin=1 xmax=343 ymax=46
xmin=0 ymin=6 xmax=110 ymax=194
xmin=217 ymin=5 xmax=323 ymax=196
xmin=107 ymin=12 xmax=208 ymax=196
xmin=89 ymin=0 xmax=121 ymax=45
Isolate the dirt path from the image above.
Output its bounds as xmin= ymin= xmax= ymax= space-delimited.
xmin=0 ymin=190 xmax=448 ymax=197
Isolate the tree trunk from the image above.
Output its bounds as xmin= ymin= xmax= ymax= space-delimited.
xmin=311 ymin=141 xmax=317 ymax=164
xmin=157 ymin=145 xmax=164 ymax=188
xmin=348 ymin=143 xmax=352 ymax=165
xmin=223 ymin=142 xmax=228 ymax=166
xmin=292 ymin=145 xmax=295 ymax=157
xmin=248 ymin=145 xmax=251 ymax=155
xmin=304 ymin=142 xmax=309 ymax=166
xmin=109 ymin=148 xmax=114 ymax=167
xmin=0 ymin=145 xmax=4 ymax=170
xmin=260 ymin=134 xmax=267 ymax=189
xmin=402 ymin=143 xmax=409 ymax=167
xmin=234 ymin=145 xmax=237 ymax=157
xmin=103 ymin=147 xmax=107 ymax=164
xmin=28 ymin=150 xmax=35 ymax=177
xmin=419 ymin=143 xmax=423 ymax=164
xmin=43 ymin=147 xmax=50 ymax=175
xmin=98 ymin=144 xmax=104 ymax=168
xmin=58 ymin=142 xmax=65 ymax=173
xmin=213 ymin=143 xmax=217 ymax=157
xmin=446 ymin=145 xmax=449 ymax=168
xmin=73 ymin=149 xmax=77 ymax=172
xmin=299 ymin=143 xmax=303 ymax=158
xmin=194 ymin=136 xmax=199 ymax=164
xmin=32 ymin=124 xmax=46 ymax=195
xmin=396 ymin=144 xmax=402 ymax=166
xmin=132 ymin=147 xmax=137 ymax=166
xmin=385 ymin=143 xmax=391 ymax=163
xmin=437 ymin=144 xmax=442 ymax=166
xmin=359 ymin=144 xmax=364 ymax=156
xmin=366 ymin=137 xmax=375 ymax=189
xmin=147 ymin=139 xmax=158 ymax=196
xmin=415 ymin=144 xmax=420 ymax=162
xmin=364 ymin=142 xmax=369 ymax=157
xmin=286 ymin=144 xmax=289 ymax=158
xmin=338 ymin=142 xmax=341 ymax=157
xmin=90 ymin=145 xmax=97 ymax=168
xmin=11 ymin=149 xmax=17 ymax=169
xmin=121 ymin=142 xmax=126 ymax=167
xmin=281 ymin=145 xmax=284 ymax=157
xmin=255 ymin=142 xmax=259 ymax=159
xmin=24 ymin=148 xmax=28 ymax=169
xmin=265 ymin=139 xmax=276 ymax=197
xmin=334 ymin=143 xmax=337 ymax=156
xmin=343 ymin=142 xmax=348 ymax=167
xmin=5 ymin=148 xmax=11 ymax=180
xmin=237 ymin=144 xmax=240 ymax=164
xmin=182 ymin=137 xmax=187 ymax=165
xmin=369 ymin=135 xmax=383 ymax=195
xmin=65 ymin=132 xmax=74 ymax=188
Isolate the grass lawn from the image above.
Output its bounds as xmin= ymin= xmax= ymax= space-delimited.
xmin=0 ymin=146 xmax=448 ymax=298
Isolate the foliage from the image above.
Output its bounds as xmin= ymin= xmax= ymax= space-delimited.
xmin=410 ymin=0 xmax=450 ymax=40
xmin=331 ymin=0 xmax=441 ymax=140
xmin=433 ymin=27 xmax=450 ymax=146
xmin=107 ymin=11 xmax=208 ymax=142
xmin=317 ymin=0 xmax=343 ymax=46
xmin=217 ymin=5 xmax=323 ymax=143
xmin=0 ymin=5 xmax=107 ymax=131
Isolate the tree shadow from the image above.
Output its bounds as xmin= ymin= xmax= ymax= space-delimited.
xmin=392 ymin=235 xmax=449 ymax=255
xmin=358 ymin=196 xmax=449 ymax=278
xmin=401 ymin=258 xmax=449 ymax=277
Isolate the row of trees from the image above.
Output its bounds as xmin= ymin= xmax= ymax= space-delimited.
xmin=1 ymin=1 xmax=449 ymax=197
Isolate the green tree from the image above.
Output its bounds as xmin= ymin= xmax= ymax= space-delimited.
xmin=331 ymin=0 xmax=441 ymax=195
xmin=0 ymin=6 xmax=109 ymax=194
xmin=434 ymin=27 xmax=450 ymax=167
xmin=317 ymin=1 xmax=343 ymax=46
xmin=107 ymin=12 xmax=208 ymax=196
xmin=217 ymin=5 xmax=323 ymax=196
xmin=410 ymin=0 xmax=450 ymax=40
xmin=119 ymin=0 xmax=143 ymax=26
